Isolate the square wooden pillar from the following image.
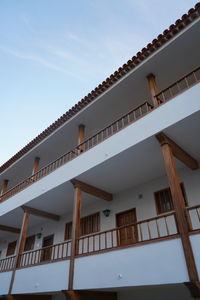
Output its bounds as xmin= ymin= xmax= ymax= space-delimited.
xmin=68 ymin=186 xmax=82 ymax=290
xmin=160 ymin=142 xmax=199 ymax=282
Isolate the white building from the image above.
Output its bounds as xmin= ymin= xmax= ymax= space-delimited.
xmin=0 ymin=3 xmax=200 ymax=300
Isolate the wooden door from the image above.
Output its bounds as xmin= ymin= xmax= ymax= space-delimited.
xmin=24 ymin=235 xmax=35 ymax=252
xmin=116 ymin=208 xmax=138 ymax=246
xmin=41 ymin=235 xmax=54 ymax=261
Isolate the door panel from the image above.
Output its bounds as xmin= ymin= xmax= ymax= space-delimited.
xmin=116 ymin=208 xmax=138 ymax=246
xmin=41 ymin=235 xmax=54 ymax=262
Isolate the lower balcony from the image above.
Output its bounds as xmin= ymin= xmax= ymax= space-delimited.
xmin=0 ymin=205 xmax=199 ymax=295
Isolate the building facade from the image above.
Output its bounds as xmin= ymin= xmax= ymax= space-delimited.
xmin=0 ymin=3 xmax=200 ymax=300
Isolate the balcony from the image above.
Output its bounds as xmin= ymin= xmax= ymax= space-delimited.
xmin=1 ymin=205 xmax=199 ymax=272
xmin=0 ymin=66 xmax=199 ymax=207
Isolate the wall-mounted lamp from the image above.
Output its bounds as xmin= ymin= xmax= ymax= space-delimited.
xmin=36 ymin=232 xmax=42 ymax=239
xmin=103 ymin=209 xmax=111 ymax=217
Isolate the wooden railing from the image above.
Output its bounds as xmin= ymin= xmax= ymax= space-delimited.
xmin=155 ymin=66 xmax=200 ymax=104
xmin=76 ymin=211 xmax=178 ymax=256
xmin=186 ymin=204 xmax=200 ymax=232
xmin=0 ymin=101 xmax=153 ymax=202
xmin=18 ymin=240 xmax=71 ymax=269
xmin=0 ymin=255 xmax=16 ymax=272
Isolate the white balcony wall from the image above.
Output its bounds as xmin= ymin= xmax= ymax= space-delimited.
xmin=0 ymin=84 xmax=200 ymax=217
xmin=0 ymin=271 xmax=12 ymax=295
xmin=74 ymin=238 xmax=189 ymax=289
xmin=190 ymin=234 xmax=200 ymax=278
xmin=12 ymin=260 xmax=69 ymax=294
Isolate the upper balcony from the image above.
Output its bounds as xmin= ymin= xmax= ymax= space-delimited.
xmin=0 ymin=15 xmax=200 ymax=205
xmin=0 ymin=65 xmax=199 ymax=215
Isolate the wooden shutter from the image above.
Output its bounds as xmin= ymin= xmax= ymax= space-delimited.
xmin=24 ymin=235 xmax=35 ymax=252
xmin=64 ymin=212 xmax=100 ymax=240
xmin=6 ymin=241 xmax=17 ymax=256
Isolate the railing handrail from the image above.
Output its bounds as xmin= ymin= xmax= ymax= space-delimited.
xmin=19 ymin=239 xmax=71 ymax=256
xmin=0 ymin=255 xmax=16 ymax=261
xmin=155 ymin=65 xmax=200 ymax=97
xmin=186 ymin=204 xmax=200 ymax=211
xmin=0 ymin=101 xmax=153 ymax=201
xmin=77 ymin=211 xmax=176 ymax=240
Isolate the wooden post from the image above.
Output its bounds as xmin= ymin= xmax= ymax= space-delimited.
xmin=147 ymin=73 xmax=158 ymax=107
xmin=160 ymin=142 xmax=199 ymax=282
xmin=78 ymin=124 xmax=85 ymax=152
xmin=1 ymin=179 xmax=9 ymax=195
xmin=32 ymin=157 xmax=40 ymax=175
xmin=8 ymin=211 xmax=30 ymax=294
xmin=68 ymin=186 xmax=82 ymax=290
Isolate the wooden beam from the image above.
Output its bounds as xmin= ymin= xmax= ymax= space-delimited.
xmin=9 ymin=211 xmax=30 ymax=294
xmin=22 ymin=205 xmax=60 ymax=221
xmin=68 ymin=186 xmax=82 ymax=290
xmin=1 ymin=179 xmax=9 ymax=196
xmin=160 ymin=142 xmax=199 ymax=282
xmin=0 ymin=224 xmax=20 ymax=234
xmin=32 ymin=157 xmax=40 ymax=175
xmin=156 ymin=132 xmax=198 ymax=170
xmin=147 ymin=73 xmax=159 ymax=107
xmin=63 ymin=290 xmax=117 ymax=300
xmin=71 ymin=179 xmax=113 ymax=201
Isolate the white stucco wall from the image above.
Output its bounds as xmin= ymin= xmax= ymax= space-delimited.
xmin=0 ymin=83 xmax=200 ymax=217
xmin=12 ymin=259 xmax=69 ymax=294
xmin=190 ymin=234 xmax=200 ymax=278
xmin=74 ymin=238 xmax=189 ymax=289
xmin=0 ymin=271 xmax=12 ymax=295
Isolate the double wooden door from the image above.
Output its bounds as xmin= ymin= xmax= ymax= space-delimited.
xmin=116 ymin=208 xmax=138 ymax=246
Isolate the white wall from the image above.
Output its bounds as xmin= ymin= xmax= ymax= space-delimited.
xmin=190 ymin=234 xmax=200 ymax=278
xmin=1 ymin=83 xmax=200 ymax=217
xmin=74 ymin=238 xmax=189 ymax=289
xmin=0 ymin=271 xmax=12 ymax=295
xmin=12 ymin=260 xmax=69 ymax=294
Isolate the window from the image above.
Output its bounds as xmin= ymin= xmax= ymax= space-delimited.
xmin=6 ymin=241 xmax=17 ymax=256
xmin=64 ymin=212 xmax=100 ymax=240
xmin=155 ymin=183 xmax=187 ymax=214
xmin=24 ymin=235 xmax=35 ymax=252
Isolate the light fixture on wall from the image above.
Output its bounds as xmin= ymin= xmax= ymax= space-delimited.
xmin=103 ymin=209 xmax=111 ymax=217
xmin=36 ymin=232 xmax=42 ymax=239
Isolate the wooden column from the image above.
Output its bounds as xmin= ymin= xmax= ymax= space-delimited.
xmin=32 ymin=157 xmax=40 ymax=175
xmin=68 ymin=186 xmax=82 ymax=290
xmin=160 ymin=142 xmax=199 ymax=282
xmin=78 ymin=124 xmax=85 ymax=152
xmin=1 ymin=179 xmax=9 ymax=195
xmin=8 ymin=211 xmax=30 ymax=294
xmin=147 ymin=73 xmax=158 ymax=107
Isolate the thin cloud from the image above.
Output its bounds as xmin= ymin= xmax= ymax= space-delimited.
xmin=0 ymin=46 xmax=82 ymax=79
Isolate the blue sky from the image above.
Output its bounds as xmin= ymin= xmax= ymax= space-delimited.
xmin=0 ymin=0 xmax=197 ymax=165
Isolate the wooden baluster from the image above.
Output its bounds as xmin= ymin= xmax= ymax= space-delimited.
xmin=164 ymin=217 xmax=170 ymax=236
xmin=156 ymin=220 xmax=160 ymax=238
xmin=147 ymin=222 xmax=151 ymax=239
xmin=139 ymin=223 xmax=143 ymax=241
xmin=105 ymin=232 xmax=107 ymax=249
